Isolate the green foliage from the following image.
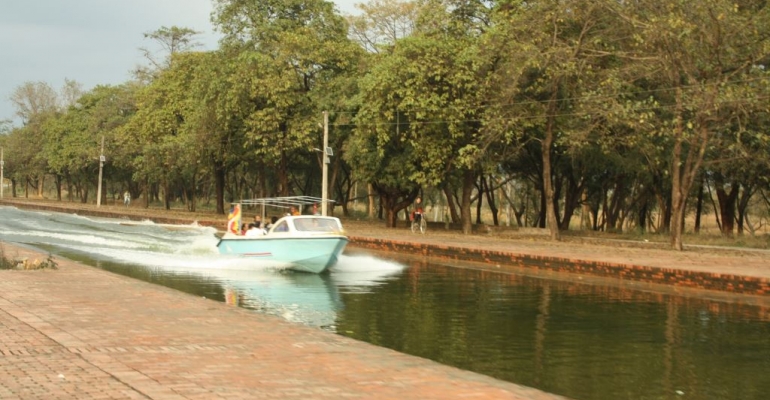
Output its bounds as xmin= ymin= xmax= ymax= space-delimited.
xmin=211 ymin=0 xmax=361 ymax=199
xmin=4 ymin=0 xmax=769 ymax=238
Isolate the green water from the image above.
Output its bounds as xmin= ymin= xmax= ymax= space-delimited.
xmin=333 ymin=259 xmax=769 ymax=400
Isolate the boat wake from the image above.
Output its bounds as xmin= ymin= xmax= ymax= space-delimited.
xmin=0 ymin=206 xmax=408 ymax=329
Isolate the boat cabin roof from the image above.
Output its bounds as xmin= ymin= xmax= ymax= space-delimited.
xmin=235 ymin=196 xmax=334 ymax=209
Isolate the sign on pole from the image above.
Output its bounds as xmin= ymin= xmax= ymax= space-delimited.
xmin=96 ymin=136 xmax=105 ymax=207
xmin=1 ymin=147 xmax=5 ymax=199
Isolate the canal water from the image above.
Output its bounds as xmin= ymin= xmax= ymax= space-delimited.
xmin=1 ymin=206 xmax=768 ymax=400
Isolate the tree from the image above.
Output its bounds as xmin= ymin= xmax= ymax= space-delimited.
xmin=126 ymin=52 xmax=203 ymax=209
xmin=611 ymin=0 xmax=770 ymax=249
xmin=486 ymin=0 xmax=618 ymax=240
xmin=213 ymin=0 xmax=361 ymax=197
xmin=42 ymin=102 xmax=94 ymax=202
xmin=9 ymin=81 xmax=59 ymax=125
xmin=347 ymin=0 xmax=418 ymax=53
xmin=8 ymin=81 xmax=66 ymax=197
xmin=135 ymin=26 xmax=202 ymax=82
xmin=350 ymin=0 xmax=493 ymax=231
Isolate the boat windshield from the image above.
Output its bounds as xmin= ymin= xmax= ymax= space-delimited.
xmin=294 ymin=217 xmax=341 ymax=233
xmin=272 ymin=220 xmax=290 ymax=232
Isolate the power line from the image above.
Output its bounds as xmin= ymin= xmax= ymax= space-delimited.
xmin=330 ymin=95 xmax=770 ymax=129
xmin=325 ymin=76 xmax=769 ymax=116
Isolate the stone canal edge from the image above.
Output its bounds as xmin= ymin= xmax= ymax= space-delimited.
xmin=349 ymin=237 xmax=770 ymax=300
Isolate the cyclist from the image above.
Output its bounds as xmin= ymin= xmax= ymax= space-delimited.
xmin=410 ymin=197 xmax=426 ymax=233
xmin=411 ymin=197 xmax=423 ymax=223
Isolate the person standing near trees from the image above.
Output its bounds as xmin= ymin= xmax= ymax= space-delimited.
xmin=123 ymin=191 xmax=131 ymax=207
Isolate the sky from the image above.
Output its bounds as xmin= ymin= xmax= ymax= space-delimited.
xmin=0 ymin=0 xmax=361 ymax=126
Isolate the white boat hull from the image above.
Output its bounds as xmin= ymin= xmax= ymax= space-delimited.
xmin=217 ymin=235 xmax=348 ymax=273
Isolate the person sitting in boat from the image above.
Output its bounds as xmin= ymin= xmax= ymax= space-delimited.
xmin=265 ymin=216 xmax=278 ymax=230
xmin=290 ymin=206 xmax=300 ymax=216
xmin=227 ymin=204 xmax=242 ymax=235
xmin=245 ymin=223 xmax=265 ymax=237
xmin=253 ymin=215 xmax=264 ymax=229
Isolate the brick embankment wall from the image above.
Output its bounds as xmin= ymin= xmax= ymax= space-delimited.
xmin=347 ymin=237 xmax=770 ymax=298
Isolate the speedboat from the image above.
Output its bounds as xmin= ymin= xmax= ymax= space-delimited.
xmin=216 ymin=198 xmax=348 ymax=273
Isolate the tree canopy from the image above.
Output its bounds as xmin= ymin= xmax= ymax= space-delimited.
xmin=3 ymin=0 xmax=769 ymax=249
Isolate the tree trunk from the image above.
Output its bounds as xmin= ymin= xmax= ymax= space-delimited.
xmin=638 ymin=201 xmax=648 ymax=233
xmin=669 ymin=84 xmax=713 ymax=249
xmin=278 ymin=152 xmax=289 ymax=197
xmin=215 ymin=164 xmax=226 ymax=215
xmin=536 ymin=188 xmax=546 ymax=228
xmin=80 ymin=185 xmax=89 ymax=204
xmin=736 ymin=185 xmax=753 ymax=235
xmin=694 ymin=177 xmax=704 ymax=233
xmin=55 ymin=175 xmax=62 ymax=201
xmin=669 ymin=92 xmax=686 ymax=250
xmin=559 ymin=175 xmax=581 ymax=231
xmin=144 ymin=179 xmax=150 ymax=208
xmin=163 ymin=181 xmax=171 ymax=210
xmin=460 ymin=170 xmax=475 ymax=234
xmin=606 ymin=179 xmax=625 ymax=232
xmin=715 ymin=183 xmax=738 ymax=237
xmin=187 ymin=173 xmax=197 ymax=212
xmin=475 ymin=178 xmax=483 ymax=224
xmin=542 ymin=116 xmax=560 ymax=241
xmin=443 ymin=185 xmax=461 ymax=224
xmin=483 ymin=176 xmax=500 ymax=226
xmin=372 ymin=183 xmax=417 ymax=228
xmin=383 ymin=194 xmax=399 ymax=228
xmin=368 ymin=183 xmax=376 ymax=219
xmin=66 ymin=174 xmax=73 ymax=202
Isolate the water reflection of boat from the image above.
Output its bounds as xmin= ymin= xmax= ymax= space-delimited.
xmin=213 ymin=269 xmax=343 ymax=327
xmin=164 ymin=256 xmax=404 ymax=329
xmin=151 ymin=263 xmax=343 ymax=327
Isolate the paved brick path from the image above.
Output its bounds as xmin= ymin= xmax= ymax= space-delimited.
xmin=0 ymin=243 xmax=566 ymax=400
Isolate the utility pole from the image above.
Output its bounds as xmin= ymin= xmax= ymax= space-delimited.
xmin=96 ymin=136 xmax=105 ymax=207
xmin=1 ymin=147 xmax=4 ymax=199
xmin=322 ymin=111 xmax=329 ymax=216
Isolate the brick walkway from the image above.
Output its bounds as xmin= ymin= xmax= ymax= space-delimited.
xmin=0 ymin=243 xmax=565 ymax=400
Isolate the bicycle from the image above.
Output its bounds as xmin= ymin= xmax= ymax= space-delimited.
xmin=411 ymin=212 xmax=427 ymax=234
